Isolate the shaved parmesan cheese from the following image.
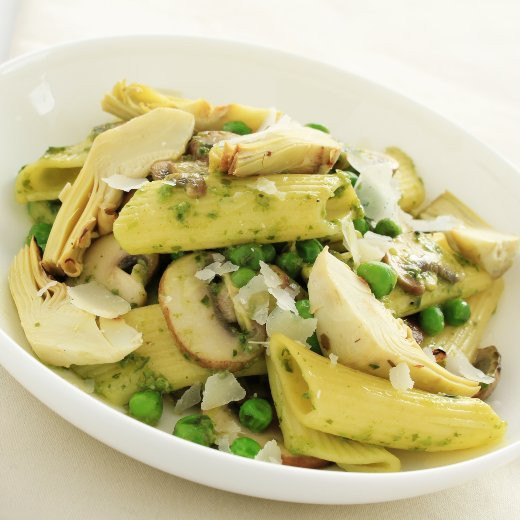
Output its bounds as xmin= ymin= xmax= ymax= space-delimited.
xmin=406 ymin=214 xmax=461 ymax=233
xmin=268 ymin=286 xmax=298 ymax=313
xmin=254 ymin=439 xmax=282 ymax=464
xmin=340 ymin=218 xmax=360 ymax=266
xmin=236 ymin=275 xmax=268 ymax=304
xmin=329 ymin=353 xmax=338 ymax=366
xmin=422 ymin=346 xmax=437 ymax=362
xmin=102 ymin=174 xmax=149 ymax=192
xmin=266 ymin=307 xmax=317 ymax=346
xmin=195 ymin=260 xmax=239 ymax=282
xmin=259 ymin=261 xmax=282 ymax=288
xmin=212 ymin=252 xmax=226 ymax=263
xmin=67 ymin=281 xmax=131 ymax=318
xmin=217 ymin=435 xmax=232 ymax=453
xmin=344 ymin=145 xmax=399 ymax=173
xmin=445 ymin=351 xmax=494 ymax=384
xmin=174 ymin=384 xmax=202 ymax=414
xmin=98 ymin=317 xmax=142 ymax=352
xmin=36 ymin=280 xmax=58 ymax=297
xmin=257 ymin=107 xmax=279 ymax=131
xmin=250 ymin=177 xmax=286 ymax=200
xmin=201 ymin=372 xmax=246 ymax=410
xmin=389 ymin=362 xmax=414 ymax=391
xmin=357 ymin=231 xmax=393 ymax=263
xmin=251 ymin=300 xmax=270 ymax=325
xmin=355 ymin=165 xmax=401 ymax=223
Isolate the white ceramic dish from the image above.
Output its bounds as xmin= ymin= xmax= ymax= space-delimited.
xmin=0 ymin=35 xmax=519 ymax=505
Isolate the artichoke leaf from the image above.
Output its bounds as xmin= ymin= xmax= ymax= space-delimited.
xmin=421 ymin=191 xmax=519 ymax=278
xmin=308 ymin=249 xmax=480 ymax=397
xmin=42 ymin=108 xmax=194 ymax=277
xmin=102 ymin=80 xmax=280 ymax=132
xmin=209 ymin=124 xmax=342 ymax=177
xmin=8 ymin=240 xmax=142 ymax=367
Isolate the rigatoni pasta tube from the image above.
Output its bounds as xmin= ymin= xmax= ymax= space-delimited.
xmin=267 ymin=349 xmax=401 ymax=472
xmin=422 ymin=279 xmax=504 ymax=362
xmin=73 ymin=304 xmax=266 ymax=406
xmin=268 ymin=334 xmax=505 ymax=452
xmin=114 ymin=173 xmax=362 ymax=254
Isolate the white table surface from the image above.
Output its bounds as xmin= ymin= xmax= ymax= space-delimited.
xmin=1 ymin=0 xmax=519 ymax=518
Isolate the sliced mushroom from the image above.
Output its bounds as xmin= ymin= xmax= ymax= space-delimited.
xmin=42 ymin=108 xmax=195 ymax=277
xmin=188 ymin=131 xmax=238 ymax=160
xmin=150 ymin=159 xmax=208 ymax=198
xmin=159 ymin=253 xmax=264 ymax=371
xmin=308 ymin=249 xmax=480 ymax=396
xmin=403 ymin=317 xmax=423 ymax=345
xmin=77 ymin=234 xmax=158 ymax=307
xmin=8 ymin=240 xmax=142 ymax=367
xmin=281 ymin=454 xmax=330 ymax=469
xmin=474 ymin=346 xmax=501 ymax=400
xmin=384 ymin=233 xmax=464 ymax=295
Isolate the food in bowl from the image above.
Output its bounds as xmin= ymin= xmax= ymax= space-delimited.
xmin=8 ymin=80 xmax=519 ymax=472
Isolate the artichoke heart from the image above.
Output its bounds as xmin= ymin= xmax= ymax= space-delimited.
xmin=421 ymin=191 xmax=520 ymax=278
xmin=8 ymin=240 xmax=142 ymax=367
xmin=102 ymin=80 xmax=280 ymax=132
xmin=209 ymin=125 xmax=342 ymax=177
xmin=308 ymin=249 xmax=480 ymax=397
xmin=42 ymin=108 xmax=195 ymax=277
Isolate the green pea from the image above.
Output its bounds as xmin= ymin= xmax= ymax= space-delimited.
xmin=260 ymin=244 xmax=276 ymax=263
xmin=296 ymin=239 xmax=323 ymax=264
xmin=275 ymin=252 xmax=303 ymax=279
xmin=222 ymin=120 xmax=252 ymax=135
xmin=374 ymin=218 xmax=402 ymax=238
xmin=26 ymin=222 xmax=52 ymax=251
xmin=239 ymin=398 xmax=273 ymax=433
xmin=173 ymin=414 xmax=216 ymax=446
xmin=128 ymin=390 xmax=163 ymax=425
xmin=353 ymin=218 xmax=370 ymax=235
xmin=226 ymin=243 xmax=263 ymax=270
xmin=230 ymin=437 xmax=261 ymax=458
xmin=295 ymin=299 xmax=313 ymax=319
xmin=305 ymin=122 xmax=330 ymax=134
xmin=442 ymin=298 xmax=471 ymax=326
xmin=230 ymin=267 xmax=256 ymax=288
xmin=419 ymin=306 xmax=445 ymax=336
xmin=356 ymin=261 xmax=397 ymax=299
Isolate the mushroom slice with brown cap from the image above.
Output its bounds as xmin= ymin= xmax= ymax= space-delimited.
xmin=42 ymin=108 xmax=195 ymax=278
xmin=188 ymin=131 xmax=239 ymax=160
xmin=8 ymin=240 xmax=142 ymax=367
xmin=308 ymin=248 xmax=480 ymax=397
xmin=474 ymin=346 xmax=501 ymax=400
xmin=159 ymin=253 xmax=264 ymax=371
xmin=384 ymin=233 xmax=464 ymax=295
xmin=77 ymin=234 xmax=158 ymax=307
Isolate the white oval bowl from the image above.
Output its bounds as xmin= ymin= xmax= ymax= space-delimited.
xmin=0 ymin=35 xmax=519 ymax=505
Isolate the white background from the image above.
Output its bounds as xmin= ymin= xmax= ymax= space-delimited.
xmin=1 ymin=0 xmax=519 ymax=518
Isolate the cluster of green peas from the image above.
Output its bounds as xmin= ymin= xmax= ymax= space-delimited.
xmin=225 ymin=241 xmax=323 ymax=355
xmin=418 ymin=298 xmax=471 ymax=336
xmin=128 ymin=391 xmax=275 ymax=459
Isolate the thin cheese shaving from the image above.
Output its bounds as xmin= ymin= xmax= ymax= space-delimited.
xmin=201 ymin=372 xmax=246 ymax=410
xmin=254 ymin=439 xmax=282 ymax=464
xmin=67 ymin=281 xmax=131 ymax=318
xmin=329 ymin=353 xmax=338 ymax=366
xmin=36 ymin=280 xmax=58 ymax=297
xmin=355 ymin=165 xmax=401 ymax=223
xmin=195 ymin=260 xmax=239 ymax=282
xmin=174 ymin=384 xmax=202 ymax=414
xmin=250 ymin=177 xmax=286 ymax=200
xmin=102 ymin=174 xmax=150 ymax=192
xmin=98 ymin=317 xmax=142 ymax=352
xmin=357 ymin=231 xmax=393 ymax=262
xmin=340 ymin=218 xmax=360 ymax=266
xmin=389 ymin=362 xmax=415 ymax=391
xmin=445 ymin=351 xmax=494 ymax=384
xmin=265 ymin=307 xmax=317 ymax=346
